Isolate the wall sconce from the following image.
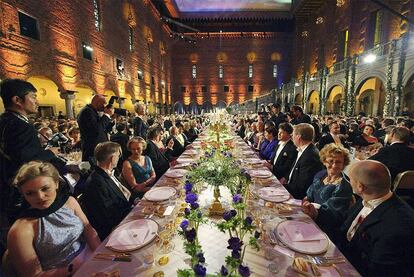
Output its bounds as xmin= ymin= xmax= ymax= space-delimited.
xmin=316 ymin=17 xmax=324 ymax=24
xmin=301 ymin=31 xmax=309 ymax=38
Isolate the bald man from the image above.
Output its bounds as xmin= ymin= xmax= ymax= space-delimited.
xmin=77 ymin=94 xmax=114 ymax=162
xmin=338 ymin=160 xmax=414 ymax=276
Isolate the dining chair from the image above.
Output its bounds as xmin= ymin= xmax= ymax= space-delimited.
xmin=393 ymin=170 xmax=414 ymax=208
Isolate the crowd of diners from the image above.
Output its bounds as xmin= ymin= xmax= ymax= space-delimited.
xmin=0 ymin=79 xmax=414 ymax=276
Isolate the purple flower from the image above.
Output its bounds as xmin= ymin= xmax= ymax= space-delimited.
xmin=180 ymin=219 xmax=189 ymax=230
xmin=227 ymin=237 xmax=243 ymax=251
xmin=223 ymin=210 xmax=237 ymax=221
xmin=233 ymin=194 xmax=243 ymax=204
xmin=184 ymin=181 xmax=193 ymax=193
xmin=244 ymin=216 xmax=253 ymax=226
xmin=185 ymin=228 xmax=197 ymax=243
xmin=254 ymin=230 xmax=261 ymax=239
xmin=220 ymin=265 xmax=228 ymax=276
xmin=231 ymin=249 xmax=241 ymax=259
xmin=193 ymin=263 xmax=206 ymax=277
xmin=185 ymin=193 xmax=198 ymax=204
xmin=191 ymin=202 xmax=200 ymax=210
xmin=196 ymin=252 xmax=205 ymax=263
xmin=238 ymin=265 xmax=251 ymax=277
xmin=184 ymin=207 xmax=190 ymax=216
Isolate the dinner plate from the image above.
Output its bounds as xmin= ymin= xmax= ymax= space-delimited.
xmin=257 ymin=187 xmax=290 ymax=202
xmin=176 ymin=157 xmax=195 ymax=164
xmin=249 ymin=169 xmax=273 ymax=178
xmin=144 ymin=186 xmax=176 ymax=202
xmin=244 ymin=158 xmax=265 ymax=164
xmin=275 ymin=220 xmax=329 ymax=255
xmin=164 ymin=169 xmax=188 ymax=178
xmin=184 ymin=149 xmax=198 ymax=155
xmin=106 ymin=218 xmax=159 ymax=252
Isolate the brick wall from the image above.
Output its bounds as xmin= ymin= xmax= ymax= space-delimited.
xmin=0 ymin=0 xmax=172 ymax=112
xmin=171 ymin=33 xmax=293 ymax=106
xmin=292 ymin=0 xmax=412 ymax=79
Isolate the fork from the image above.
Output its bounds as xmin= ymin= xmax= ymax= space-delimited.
xmin=311 ymin=256 xmax=345 ymax=266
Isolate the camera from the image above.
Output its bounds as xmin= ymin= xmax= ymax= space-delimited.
xmin=47 ymin=133 xmax=70 ymax=153
xmin=107 ymin=96 xmax=127 ymax=116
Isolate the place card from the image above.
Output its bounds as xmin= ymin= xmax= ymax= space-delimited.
xmin=163 ymin=205 xmax=175 ymax=216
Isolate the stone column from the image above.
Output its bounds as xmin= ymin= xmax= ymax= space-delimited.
xmin=383 ymin=40 xmax=397 ymax=117
xmin=59 ymin=90 xmax=76 ymax=119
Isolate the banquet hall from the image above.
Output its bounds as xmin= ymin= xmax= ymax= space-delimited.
xmin=1 ymin=0 xmax=414 ymax=276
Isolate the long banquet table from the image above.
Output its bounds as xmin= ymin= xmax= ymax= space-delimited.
xmin=75 ymin=133 xmax=360 ymax=277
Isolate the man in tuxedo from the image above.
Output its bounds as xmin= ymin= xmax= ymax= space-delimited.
xmin=269 ymin=103 xmax=286 ymax=128
xmin=370 ymin=126 xmax=414 ymax=182
xmin=318 ymin=122 xmax=349 ymax=150
xmin=77 ymin=94 xmax=113 ymax=162
xmin=0 ymin=79 xmax=62 ymax=222
xmin=286 ymin=123 xmax=323 ymax=199
xmin=270 ymin=123 xmax=298 ymax=181
xmin=338 ymin=160 xmax=414 ymax=276
xmin=290 ymin=105 xmax=311 ymax=125
xmin=83 ymin=142 xmax=132 ymax=240
xmin=145 ymin=126 xmax=171 ymax=180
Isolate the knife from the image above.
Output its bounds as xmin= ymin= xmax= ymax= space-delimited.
xmin=94 ymin=255 xmax=132 ymax=262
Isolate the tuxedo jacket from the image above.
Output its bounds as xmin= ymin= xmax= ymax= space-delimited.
xmin=270 ymin=140 xmax=298 ymax=180
xmin=144 ymin=140 xmax=170 ymax=179
xmin=167 ymin=136 xmax=185 ymax=158
xmin=270 ymin=112 xmax=287 ymax=128
xmin=369 ymin=143 xmax=414 ymax=181
xmin=338 ymin=194 xmax=414 ymax=276
xmin=286 ymin=143 xmax=323 ymax=199
xmin=318 ymin=133 xmax=349 ymax=150
xmin=83 ymin=167 xmax=132 ymax=240
xmin=77 ymin=105 xmax=112 ymax=162
xmin=133 ymin=116 xmax=148 ymax=139
xmin=0 ymin=111 xmax=56 ymax=184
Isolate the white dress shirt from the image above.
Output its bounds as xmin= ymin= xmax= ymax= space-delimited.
xmin=346 ymin=191 xmax=393 ymax=241
xmin=273 ymin=140 xmax=288 ymax=165
xmin=288 ymin=142 xmax=311 ymax=181
xmin=107 ymin=170 xmax=131 ymax=201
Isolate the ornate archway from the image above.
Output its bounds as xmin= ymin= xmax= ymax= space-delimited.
xmin=355 ymin=77 xmax=385 ymax=116
xmin=326 ymin=86 xmax=344 ymax=114
xmin=307 ymin=90 xmax=319 ymax=115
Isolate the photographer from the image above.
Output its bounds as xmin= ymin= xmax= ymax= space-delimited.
xmin=77 ymin=94 xmax=114 ymax=163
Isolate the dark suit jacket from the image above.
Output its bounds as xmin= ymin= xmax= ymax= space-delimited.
xmin=338 ymin=194 xmax=414 ymax=276
xmin=291 ymin=113 xmax=311 ymax=125
xmin=270 ymin=140 xmax=298 ymax=180
xmin=318 ymin=133 xmax=349 ymax=150
xmin=133 ymin=116 xmax=148 ymax=138
xmin=167 ymin=136 xmax=185 ymax=158
xmin=286 ymin=143 xmax=323 ymax=199
xmin=77 ymin=105 xmax=112 ymax=162
xmin=369 ymin=143 xmax=414 ymax=181
xmin=270 ymin=112 xmax=287 ymax=128
xmin=144 ymin=140 xmax=170 ymax=179
xmin=83 ymin=167 xmax=132 ymax=240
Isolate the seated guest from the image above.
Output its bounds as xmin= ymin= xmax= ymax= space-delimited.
xmin=183 ymin=121 xmax=198 ymax=143
xmin=145 ymin=126 xmax=172 ymax=179
xmin=270 ymin=123 xmax=298 ymax=181
xmin=236 ymin=118 xmax=246 ymax=138
xmin=6 ymin=161 xmax=100 ymax=276
xmin=370 ymin=126 xmax=414 ymax=181
xmin=176 ymin=121 xmax=190 ymax=147
xmin=254 ymin=121 xmax=265 ymax=149
xmin=353 ymin=124 xmax=378 ymax=147
xmin=346 ymin=122 xmax=361 ymax=145
xmin=122 ymin=137 xmax=156 ymax=199
xmin=374 ymin=118 xmax=395 ymax=144
xmin=259 ymin=126 xmax=278 ymax=161
xmin=302 ymin=143 xmax=353 ymax=234
xmin=67 ymin=126 xmax=81 ymax=151
xmin=83 ymin=142 xmax=132 ymax=239
xmin=38 ymin=127 xmax=53 ymax=148
xmin=166 ymin=126 xmax=185 ymax=157
xmin=286 ymin=123 xmax=323 ymax=199
xmin=110 ymin=123 xmax=130 ymax=169
xmin=339 ymin=160 xmax=414 ymax=276
xmin=318 ymin=121 xmax=348 ymax=150
xmin=244 ymin=122 xmax=257 ymax=145
xmin=290 ymin=105 xmax=311 ymax=125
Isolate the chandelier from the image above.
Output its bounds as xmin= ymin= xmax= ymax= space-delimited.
xmin=336 ymin=0 xmax=345 ymax=7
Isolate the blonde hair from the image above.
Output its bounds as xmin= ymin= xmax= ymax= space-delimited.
xmin=293 ymin=123 xmax=314 ymax=142
xmin=127 ymin=136 xmax=147 ymax=151
xmin=13 ymin=161 xmax=60 ymax=188
xmin=319 ymin=143 xmax=351 ymax=167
